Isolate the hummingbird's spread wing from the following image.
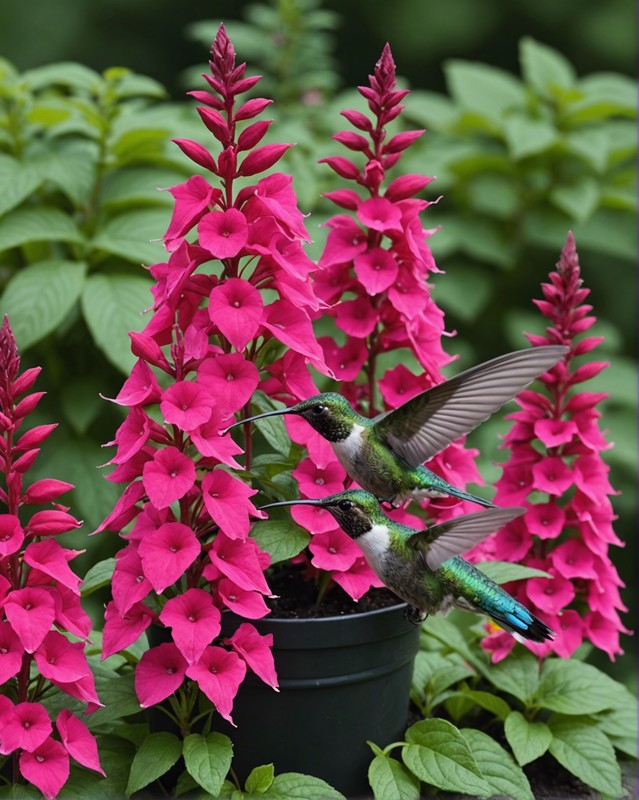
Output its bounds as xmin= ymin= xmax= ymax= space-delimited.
xmin=407 ymin=507 xmax=525 ymax=571
xmin=372 ymin=346 xmax=567 ymax=468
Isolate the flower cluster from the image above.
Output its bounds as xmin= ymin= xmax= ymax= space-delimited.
xmin=0 ymin=317 xmax=102 ymax=798
xmin=470 ymin=234 xmax=627 ymax=661
xmin=97 ymin=24 xmax=334 ymax=726
xmin=282 ymin=43 xmax=488 ymax=598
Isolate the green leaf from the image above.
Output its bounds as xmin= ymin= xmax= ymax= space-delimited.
xmin=100 ymin=166 xmax=185 ymax=209
xmin=548 ymin=715 xmax=623 ymax=796
xmin=520 ymin=38 xmax=576 ymax=98
xmin=125 ymin=732 xmax=182 ymax=797
xmin=90 ymin=208 xmax=169 ymax=264
xmin=550 ymin=176 xmax=600 ymax=222
xmin=503 ymin=113 xmax=558 ymax=159
xmin=113 ymin=72 xmax=168 ymax=100
xmin=23 ymin=61 xmax=102 ymax=92
xmin=461 ymin=728 xmax=534 ymax=800
xmin=474 ymin=561 xmax=552 ymax=584
xmin=431 ymin=262 xmax=492 ymax=322
xmin=445 ymin=60 xmax=525 ymax=122
xmin=0 ymin=154 xmax=42 ymax=215
xmin=111 ymin=128 xmax=169 ymax=167
xmin=564 ymin=129 xmax=609 ymax=173
xmin=245 ymin=763 xmax=275 ymax=793
xmin=537 ymin=659 xmax=627 ymax=715
xmin=60 ymin=376 xmax=105 ymax=436
xmin=368 ymin=754 xmax=420 ymax=800
xmin=0 ymin=259 xmax=87 ymax=350
xmin=457 ymin=688 xmax=512 ymax=721
xmin=0 ymin=206 xmax=83 ymax=252
xmin=182 ymin=732 xmax=233 ymax=797
xmin=504 ymin=710 xmax=552 ymax=766
xmin=249 ymin=391 xmax=292 ymax=457
xmin=483 ymin=650 xmax=540 ymax=704
xmin=250 ymin=519 xmax=310 ymax=564
xmin=81 ymin=272 xmax=153 ymax=373
xmin=566 ymin=73 xmax=637 ymax=123
xmin=595 ymin=689 xmax=639 ymax=755
xmin=37 ymin=140 xmax=98 ymax=206
xmin=89 ymin=668 xmax=141 ymax=728
xmin=81 ymin=558 xmax=116 ymax=596
xmin=265 ymin=773 xmax=346 ymax=799
xmin=402 ymin=718 xmax=490 ymax=796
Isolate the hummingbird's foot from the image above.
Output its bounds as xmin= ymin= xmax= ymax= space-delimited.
xmin=404 ymin=605 xmax=427 ymax=626
xmin=379 ymin=494 xmax=403 ymax=509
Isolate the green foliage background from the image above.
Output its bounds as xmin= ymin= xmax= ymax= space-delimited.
xmin=0 ymin=0 xmax=635 ymax=689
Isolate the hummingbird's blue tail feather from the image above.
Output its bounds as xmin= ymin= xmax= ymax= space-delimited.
xmin=415 ymin=468 xmax=497 ymax=508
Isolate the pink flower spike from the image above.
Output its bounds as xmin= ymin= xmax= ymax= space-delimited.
xmin=135 ymin=642 xmax=188 ymax=707
xmin=186 ymin=646 xmax=247 ymax=725
xmin=332 ymin=556 xmax=384 ymax=600
xmin=228 ymin=622 xmax=278 ymax=690
xmin=34 ymin=630 xmax=91 ymax=683
xmin=161 ymin=382 xmax=214 ymax=431
xmin=202 ymin=470 xmax=261 ymax=540
xmin=159 ymin=589 xmax=222 ymax=664
xmin=23 ymin=540 xmax=83 ymax=595
xmin=198 ymin=208 xmax=248 ymax=259
xmin=197 ymin=352 xmax=260 ymax=415
xmin=356 ymin=197 xmax=402 ymax=234
xmin=209 ymin=278 xmax=264 ymax=352
xmin=102 ymin=601 xmax=154 ymax=659
xmin=4 ymin=587 xmax=55 ymax=653
xmin=0 ymin=621 xmax=23 ymax=682
xmin=20 ymin=738 xmax=69 ymax=799
xmin=531 ymin=457 xmax=574 ymax=496
xmin=217 ymin=579 xmax=270 ymax=619
xmin=309 ymin=528 xmax=360 ymax=571
xmin=56 ymin=709 xmax=105 ymax=775
xmin=112 ymin=359 xmax=162 ymax=406
xmin=354 ymin=248 xmax=399 ymax=296
xmin=112 ymin=546 xmax=152 ymax=615
xmin=138 ymin=522 xmax=201 ymax=594
xmin=164 ymin=175 xmax=220 ymax=247
xmin=0 ymin=514 xmax=24 ymax=556
xmin=208 ymin=533 xmax=271 ymax=594
xmin=0 ymin=702 xmax=52 ymax=754
xmin=142 ymin=446 xmax=196 ymax=509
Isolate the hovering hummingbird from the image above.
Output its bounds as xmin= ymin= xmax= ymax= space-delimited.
xmin=262 ymin=490 xmax=554 ymax=642
xmin=228 ymin=345 xmax=567 ymax=508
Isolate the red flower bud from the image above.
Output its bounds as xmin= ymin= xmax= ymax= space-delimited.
xmin=237 ymin=143 xmax=292 ymax=177
xmin=22 ymin=479 xmax=74 ymax=505
xmin=172 ymin=138 xmax=217 ymax=172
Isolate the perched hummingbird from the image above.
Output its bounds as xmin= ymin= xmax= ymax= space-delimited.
xmin=228 ymin=345 xmax=567 ymax=508
xmin=262 ymin=490 xmax=554 ymax=642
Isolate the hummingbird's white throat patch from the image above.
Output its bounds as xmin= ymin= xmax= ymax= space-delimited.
xmin=357 ymin=523 xmax=391 ymax=566
xmin=331 ymin=423 xmax=366 ymax=473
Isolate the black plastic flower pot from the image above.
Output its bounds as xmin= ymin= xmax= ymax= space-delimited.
xmin=217 ymin=603 xmax=420 ymax=797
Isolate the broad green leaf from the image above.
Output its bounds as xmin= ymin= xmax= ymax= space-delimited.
xmin=250 ymin=519 xmax=310 ymax=564
xmin=245 ymin=763 xmax=275 ymax=793
xmin=23 ymin=61 xmax=102 ymax=92
xmin=520 ymin=38 xmax=576 ymax=98
xmin=564 ymin=129 xmax=609 ymax=173
xmin=503 ymin=113 xmax=558 ymax=159
xmin=36 ymin=140 xmax=98 ymax=206
xmin=422 ymin=615 xmax=484 ymax=672
xmin=461 ymin=728 xmax=534 ymax=800
xmin=566 ymin=73 xmax=637 ymax=123
xmin=537 ymin=659 xmax=625 ymax=715
xmin=368 ymin=754 xmax=420 ymax=800
xmin=403 ymin=89 xmax=459 ymax=130
xmin=548 ymin=715 xmax=623 ymax=796
xmin=111 ymin=128 xmax=169 ymax=167
xmin=483 ymin=650 xmax=540 ymax=704
xmin=402 ymin=718 xmax=490 ymax=796
xmin=0 ymin=154 xmax=42 ymax=215
xmin=595 ymin=689 xmax=639 ymax=746
xmin=550 ymin=176 xmax=600 ymax=222
xmin=474 ymin=561 xmax=552 ymax=584
xmin=457 ymin=688 xmax=512 ymax=721
xmin=266 ymin=772 xmax=346 ymax=799
xmin=100 ymin=166 xmax=185 ymax=208
xmin=125 ymin=732 xmax=182 ymax=796
xmin=113 ymin=72 xmax=168 ymax=100
xmin=504 ymin=710 xmax=552 ymax=766
xmin=81 ymin=558 xmax=116 ymax=596
xmin=182 ymin=732 xmax=233 ymax=797
xmin=89 ymin=668 xmax=141 ymax=728
xmin=81 ymin=272 xmax=153 ymax=373
xmin=465 ymin=174 xmax=519 ymax=220
xmin=249 ymin=390 xmax=292 ymax=456
xmin=90 ymin=208 xmax=169 ymax=264
xmin=431 ymin=261 xmax=492 ymax=322
xmin=0 ymin=206 xmax=83 ymax=252
xmin=60 ymin=376 xmax=105 ymax=436
xmin=445 ymin=60 xmax=525 ymax=122
xmin=411 ymin=651 xmax=475 ymax=701
xmin=1 ymin=259 xmax=87 ymax=349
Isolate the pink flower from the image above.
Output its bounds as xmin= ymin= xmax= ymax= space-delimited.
xmin=309 ymin=529 xmax=361 ymax=572
xmin=198 ymin=353 xmax=260 ymax=415
xmin=292 ymin=458 xmax=346 ymax=499
xmin=4 ymin=587 xmax=56 ymax=653
xmin=159 ymin=588 xmax=222 ymax=664
xmin=102 ymin=601 xmax=154 ymax=659
xmin=207 ymin=534 xmax=270 ymax=595
xmin=138 ymin=522 xmax=201 ymax=593
xmin=112 ymin=358 xmax=162 ymax=406
xmin=331 ymin=556 xmax=384 ymax=600
xmin=526 ymin=573 xmax=576 ymax=616
xmin=202 ymin=470 xmax=261 ymax=540
xmin=262 ymin=300 xmax=329 ymax=372
xmin=160 ymin=382 xmax=214 ymax=431
xmin=217 ymin=579 xmax=270 ymax=619
xmin=135 ymin=643 xmax=188 ymax=707
xmin=142 ymin=446 xmax=197 ymax=509
xmin=354 ymin=248 xmax=399 ymax=295
xmin=164 ymin=175 xmax=220 ymax=248
xmin=356 ymin=197 xmax=403 ymax=233
xmin=111 ymin=546 xmax=152 ymax=615
xmin=0 ymin=514 xmax=24 ymax=556
xmin=532 ymin=457 xmax=574 ymax=496
xmin=335 ymin=296 xmax=378 ymax=338
xmin=228 ymin=622 xmax=278 ymax=690
xmin=0 ymin=622 xmax=24 ymax=682
xmin=20 ymin=738 xmax=69 ymax=800
xmin=209 ymin=278 xmax=264 ymax=351
xmin=525 ymin=502 xmax=565 ymax=540
xmin=199 ymin=209 xmax=248 ymax=258
xmin=34 ymin=631 xmax=91 ymax=683
xmin=0 ymin=702 xmax=52 ymax=754
xmin=56 ymin=709 xmax=104 ymax=775
xmin=186 ymin=646 xmax=247 ymax=725
xmin=23 ymin=540 xmax=82 ymax=595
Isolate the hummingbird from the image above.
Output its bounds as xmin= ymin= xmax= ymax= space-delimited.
xmin=228 ymin=345 xmax=567 ymax=509
xmin=261 ymin=489 xmax=554 ymax=642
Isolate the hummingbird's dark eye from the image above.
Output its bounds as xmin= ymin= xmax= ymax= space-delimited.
xmin=338 ymin=500 xmax=353 ymax=511
xmin=312 ymin=404 xmax=326 ymax=415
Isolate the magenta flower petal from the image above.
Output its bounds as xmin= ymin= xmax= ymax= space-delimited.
xmin=0 ymin=621 xmax=23 ymax=682
xmin=331 ymin=557 xmax=384 ymax=601
xmin=550 ymin=611 xmax=583 ymax=659
xmin=532 ymin=457 xmax=574 ymax=496
xmin=586 ymin=612 xmax=624 ymax=660
xmin=113 ymin=359 xmax=162 ymax=406
xmin=217 ymin=579 xmax=270 ymax=619
xmin=23 ymin=540 xmax=82 ymax=595
xmin=160 ymin=382 xmax=214 ymax=431
xmin=319 ymin=337 xmax=368 ymax=383
xmin=190 ymin=417 xmax=243 ymax=468
xmin=284 ymin=415 xmax=335 ymax=468
xmin=0 ymin=702 xmax=52 ymax=754
xmin=572 ymin=455 xmax=615 ymax=502
xmin=198 ymin=352 xmax=260 ymax=415
xmin=525 ymin=502 xmax=565 ymax=540
xmin=378 ymin=364 xmax=431 ymax=408
xmin=51 ymin=585 xmax=92 ymax=640
xmin=0 ymin=514 xmax=24 ymax=556
xmin=356 ymin=197 xmax=403 ymax=233
xmin=265 ymin=350 xmax=319 ymax=402
xmin=533 ymin=418 xmax=578 ymax=448
xmin=550 ymin=539 xmax=598 ymax=580
xmin=135 ymin=642 xmax=188 ymax=708
xmin=186 ymin=646 xmax=247 ymax=725
xmin=290 ymin=503 xmax=337 ymax=535
xmin=142 ymin=446 xmax=196 ymax=509
xmin=335 ymin=296 xmax=378 ymax=338
xmin=318 ymin=217 xmax=367 ymax=268
xmin=164 ymin=175 xmax=219 ymax=246
xmin=202 ymin=470 xmax=260 ymax=540
xmin=309 ymin=529 xmax=360 ymax=571
xmin=262 ymin=300 xmax=330 ymax=373
xmin=159 ymin=588 xmax=222 ymax=664
xmin=526 ymin=573 xmax=576 ymax=616
xmin=138 ymin=522 xmax=201 ymax=594
xmin=34 ymin=630 xmax=91 ymax=683
xmin=198 ymin=208 xmax=248 ymax=258
xmin=20 ymin=738 xmax=69 ymax=800
xmin=292 ymin=458 xmax=346 ymax=499
xmin=102 ymin=601 xmax=154 ymax=659
xmin=4 ymin=587 xmax=55 ymax=653
xmin=56 ymin=709 xmax=105 ymax=775
xmin=112 ymin=546 xmax=152 ymax=615
xmin=209 ymin=278 xmax=263 ymax=352
xmin=208 ymin=533 xmax=270 ymax=594
xmin=354 ymin=248 xmax=399 ymax=295
xmin=228 ymin=622 xmax=278 ymax=690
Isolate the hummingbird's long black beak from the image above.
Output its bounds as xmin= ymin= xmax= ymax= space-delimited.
xmin=260 ymin=498 xmax=325 ymax=510
xmin=223 ymin=407 xmax=294 ymax=433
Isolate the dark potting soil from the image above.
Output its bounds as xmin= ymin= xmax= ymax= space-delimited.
xmin=265 ymin=561 xmax=402 ymax=618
